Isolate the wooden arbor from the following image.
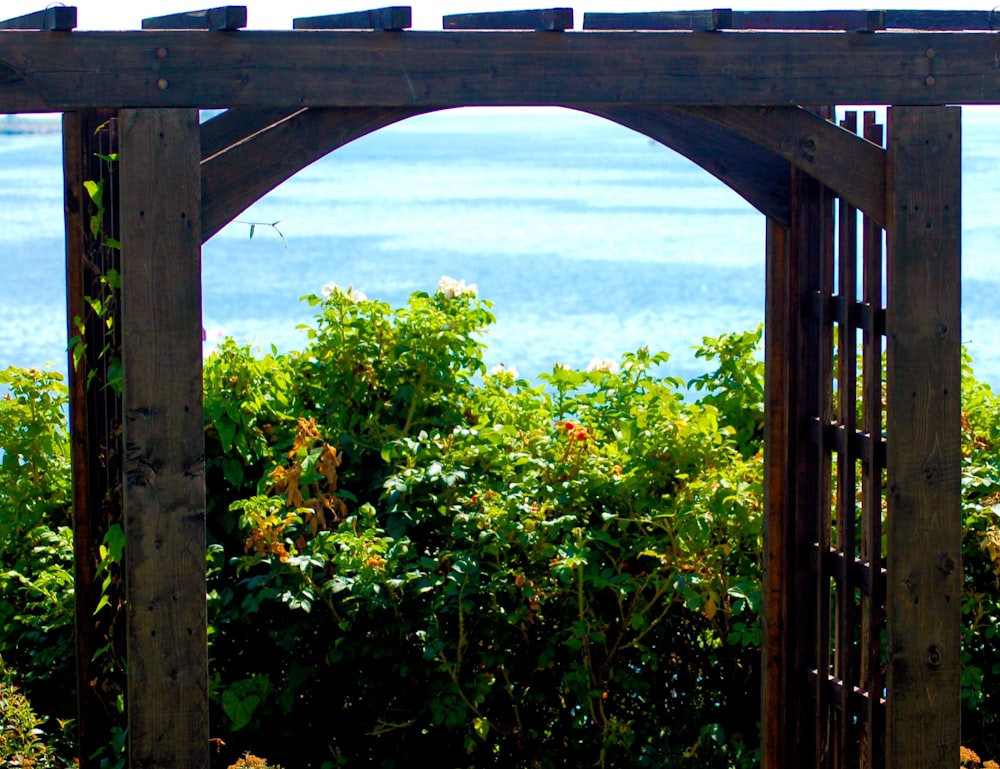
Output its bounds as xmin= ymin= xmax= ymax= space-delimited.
xmin=0 ymin=5 xmax=983 ymax=768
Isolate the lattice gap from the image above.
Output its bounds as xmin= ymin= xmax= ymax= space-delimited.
xmin=811 ymin=110 xmax=888 ymax=769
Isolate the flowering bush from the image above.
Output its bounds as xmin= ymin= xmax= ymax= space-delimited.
xmin=5 ymin=281 xmax=1000 ymax=766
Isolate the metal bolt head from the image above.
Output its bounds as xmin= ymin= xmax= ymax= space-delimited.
xmin=156 ymin=47 xmax=169 ymax=59
xmin=925 ymin=76 xmax=936 ymax=87
xmin=157 ymin=78 xmax=169 ymax=90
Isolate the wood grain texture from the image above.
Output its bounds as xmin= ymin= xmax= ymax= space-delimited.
xmin=293 ymin=7 xmax=412 ymax=31
xmin=583 ymin=10 xmax=730 ymax=31
xmin=680 ymin=106 xmax=886 ymax=226
xmin=0 ymin=31 xmax=998 ymax=110
xmin=580 ymin=105 xmax=791 ymax=224
xmin=200 ymin=107 xmax=306 ymax=160
xmin=885 ymin=106 xmax=962 ymax=769
xmin=885 ymin=10 xmax=997 ymax=31
xmin=0 ymin=6 xmax=76 ymax=30
xmin=119 ymin=108 xmax=208 ymax=769
xmin=201 ymin=106 xmax=431 ymax=240
xmin=444 ymin=8 xmax=572 ymax=31
xmin=142 ymin=6 xmax=246 ymax=30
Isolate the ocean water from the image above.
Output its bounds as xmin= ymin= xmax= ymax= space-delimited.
xmin=2 ymin=107 xmax=1000 ymax=386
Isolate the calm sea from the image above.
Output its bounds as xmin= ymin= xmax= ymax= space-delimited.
xmin=2 ymin=107 xmax=1000 ymax=386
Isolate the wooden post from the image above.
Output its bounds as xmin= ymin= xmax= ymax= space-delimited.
xmin=119 ymin=108 xmax=207 ymax=769
xmin=885 ymin=106 xmax=962 ymax=769
xmin=64 ymin=109 xmax=125 ymax=769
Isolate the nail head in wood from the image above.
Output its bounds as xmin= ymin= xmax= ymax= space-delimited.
xmin=444 ymin=8 xmax=573 ymax=31
xmin=293 ymin=6 xmax=412 ymax=31
xmin=142 ymin=6 xmax=247 ymax=31
xmin=0 ymin=6 xmax=77 ymax=31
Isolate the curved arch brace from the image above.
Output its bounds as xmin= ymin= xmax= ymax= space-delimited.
xmin=201 ymin=106 xmax=438 ymax=242
xmin=579 ymin=105 xmax=793 ymax=224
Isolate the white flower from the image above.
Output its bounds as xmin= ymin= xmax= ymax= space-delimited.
xmin=438 ymin=275 xmax=478 ymax=299
xmin=320 ymin=282 xmax=366 ymax=302
xmin=490 ymin=363 xmax=519 ymax=379
xmin=586 ymin=357 xmax=620 ymax=374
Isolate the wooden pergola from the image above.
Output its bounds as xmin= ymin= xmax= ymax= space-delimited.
xmin=1 ymin=4 xmax=987 ymax=768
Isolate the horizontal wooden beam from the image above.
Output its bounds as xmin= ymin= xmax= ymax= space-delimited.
xmin=584 ymin=10 xmax=731 ymax=31
xmin=0 ymin=31 xmax=999 ymax=110
xmin=885 ymin=10 xmax=998 ymax=31
xmin=142 ymin=6 xmax=246 ymax=31
xmin=444 ymin=8 xmax=573 ymax=31
xmin=680 ymin=106 xmax=886 ymax=226
xmin=0 ymin=6 xmax=76 ymax=31
xmin=293 ymin=7 xmax=411 ymax=31
xmin=733 ymin=10 xmax=885 ymax=32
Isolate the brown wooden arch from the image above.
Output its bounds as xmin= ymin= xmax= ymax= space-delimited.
xmin=30 ymin=10 xmax=971 ymax=769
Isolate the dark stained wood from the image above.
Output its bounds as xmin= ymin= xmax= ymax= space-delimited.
xmin=63 ymin=108 xmax=123 ymax=769
xmin=200 ymin=107 xmax=307 ymax=160
xmin=444 ymin=8 xmax=572 ymax=31
xmin=885 ymin=105 xmax=962 ymax=769
xmin=119 ymin=108 xmax=207 ymax=769
xmin=202 ymin=106 xmax=431 ymax=240
xmin=0 ymin=6 xmax=76 ymax=30
xmin=142 ymin=6 xmax=246 ymax=30
xmin=733 ymin=10 xmax=885 ymax=32
xmin=860 ymin=110 xmax=886 ymax=769
xmin=763 ymin=218 xmax=793 ymax=769
xmin=580 ymin=105 xmax=791 ymax=224
xmin=1 ymin=31 xmax=999 ymax=111
xmin=680 ymin=106 xmax=886 ymax=226
xmin=294 ymin=7 xmax=412 ymax=31
xmin=583 ymin=9 xmax=731 ymax=31
xmin=885 ymin=10 xmax=996 ymax=31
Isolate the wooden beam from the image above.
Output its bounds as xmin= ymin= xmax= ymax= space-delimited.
xmin=201 ymin=106 xmax=431 ymax=240
xmin=681 ymin=106 xmax=886 ymax=226
xmin=0 ymin=31 xmax=999 ymax=110
xmin=732 ymin=10 xmax=885 ymax=32
xmin=142 ymin=6 xmax=246 ymax=30
xmin=579 ymin=105 xmax=790 ymax=224
xmin=119 ymin=108 xmax=207 ymax=769
xmin=584 ymin=9 xmax=731 ymax=31
xmin=885 ymin=10 xmax=997 ymax=31
xmin=294 ymin=7 xmax=412 ymax=31
xmin=0 ymin=6 xmax=76 ymax=31
xmin=885 ymin=105 xmax=962 ymax=769
xmin=200 ymin=107 xmax=307 ymax=159
xmin=444 ymin=8 xmax=573 ymax=31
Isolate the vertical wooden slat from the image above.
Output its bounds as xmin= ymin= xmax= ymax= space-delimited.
xmin=64 ymin=109 xmax=124 ymax=769
xmin=119 ymin=108 xmax=208 ymax=769
xmin=885 ymin=106 xmax=962 ymax=769
xmin=763 ymin=219 xmax=792 ymax=769
xmin=860 ymin=111 xmax=886 ymax=769
xmin=834 ymin=110 xmax=860 ymax=769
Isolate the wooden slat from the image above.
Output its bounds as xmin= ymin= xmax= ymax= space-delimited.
xmin=201 ymin=106 xmax=430 ymax=240
xmin=885 ymin=105 xmax=962 ymax=769
xmin=833 ymin=110 xmax=861 ymax=769
xmin=763 ymin=217 xmax=794 ymax=769
xmin=860 ymin=110 xmax=886 ymax=769
xmin=885 ymin=10 xmax=997 ymax=31
xmin=142 ymin=6 xmax=246 ymax=30
xmin=680 ymin=106 xmax=886 ymax=227
xmin=0 ymin=6 xmax=76 ymax=30
xmin=444 ymin=8 xmax=572 ymax=30
xmin=2 ymin=31 xmax=1000 ymax=110
xmin=293 ymin=7 xmax=412 ymax=31
xmin=579 ymin=105 xmax=791 ymax=225
xmin=583 ymin=9 xmax=731 ymax=31
xmin=119 ymin=108 xmax=207 ymax=769
xmin=733 ymin=10 xmax=886 ymax=32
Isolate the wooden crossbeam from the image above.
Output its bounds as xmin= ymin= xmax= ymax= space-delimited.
xmin=142 ymin=5 xmax=247 ymax=30
xmin=584 ymin=9 xmax=731 ymax=31
xmin=294 ymin=6 xmax=411 ymax=30
xmin=1 ymin=32 xmax=999 ymax=110
xmin=885 ymin=9 xmax=998 ymax=30
xmin=732 ymin=10 xmax=886 ymax=32
xmin=444 ymin=8 xmax=572 ymax=30
xmin=0 ymin=6 xmax=76 ymax=31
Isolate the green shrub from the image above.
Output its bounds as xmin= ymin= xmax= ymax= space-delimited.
xmin=0 ymin=657 xmax=67 ymax=768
